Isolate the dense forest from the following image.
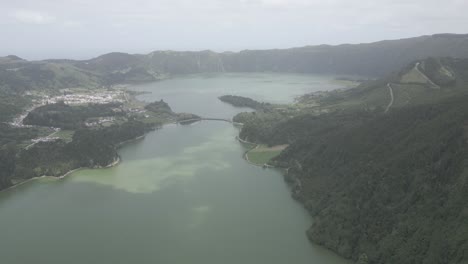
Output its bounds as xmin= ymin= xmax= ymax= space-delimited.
xmin=0 ymin=123 xmax=45 ymax=147
xmin=218 ymin=95 xmax=268 ymax=110
xmin=237 ymin=110 xmax=376 ymax=146
xmin=0 ymin=146 xmax=16 ymax=190
xmin=230 ymin=57 xmax=468 ymax=263
xmin=237 ymin=93 xmax=468 ymax=263
xmin=13 ymin=120 xmax=151 ymax=181
xmin=0 ymin=93 xmax=192 ymax=190
xmin=0 ymin=90 xmax=32 ymax=123
xmin=0 ymin=93 xmax=186 ymax=190
xmin=144 ymin=99 xmax=173 ymax=114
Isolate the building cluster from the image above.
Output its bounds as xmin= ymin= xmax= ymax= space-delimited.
xmin=85 ymin=117 xmax=116 ymax=127
xmin=43 ymin=91 xmax=126 ymax=105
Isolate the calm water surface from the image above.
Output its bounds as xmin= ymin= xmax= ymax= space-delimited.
xmin=0 ymin=73 xmax=350 ymax=264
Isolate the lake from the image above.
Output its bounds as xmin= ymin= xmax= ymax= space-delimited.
xmin=0 ymin=73 xmax=350 ymax=264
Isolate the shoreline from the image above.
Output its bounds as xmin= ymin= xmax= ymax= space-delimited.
xmin=236 ymin=136 xmax=278 ymax=168
xmin=3 ymin=115 xmax=250 ymax=194
xmin=236 ymin=135 xmax=265 ymax=167
xmin=1 ymin=156 xmax=121 ymax=194
xmin=1 ymin=113 xmax=217 ymax=193
xmin=117 ymin=135 xmax=146 ymax=147
xmin=1 ymin=116 xmax=229 ymax=193
xmin=3 ymin=105 xmax=257 ymax=194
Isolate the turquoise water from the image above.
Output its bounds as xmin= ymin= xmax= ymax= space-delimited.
xmin=0 ymin=73 xmax=350 ymax=264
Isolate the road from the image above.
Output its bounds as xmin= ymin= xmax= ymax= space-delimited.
xmin=414 ymin=62 xmax=440 ymax=89
xmin=385 ymin=83 xmax=394 ymax=113
xmin=24 ymin=128 xmax=61 ymax=150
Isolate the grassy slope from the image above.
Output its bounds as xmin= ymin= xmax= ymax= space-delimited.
xmin=247 ymin=151 xmax=283 ymax=165
xmin=246 ymin=145 xmax=287 ymax=165
xmin=309 ymin=57 xmax=468 ymax=113
xmin=54 ymin=130 xmax=75 ymax=143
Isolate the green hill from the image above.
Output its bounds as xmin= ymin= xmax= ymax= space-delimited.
xmin=300 ymin=57 xmax=468 ymax=114
xmin=3 ymin=33 xmax=468 ymax=94
xmin=234 ymin=58 xmax=468 ymax=263
xmin=0 ymin=60 xmax=103 ymax=93
xmin=273 ymin=97 xmax=468 ymax=263
xmin=33 ymin=33 xmax=468 ymax=85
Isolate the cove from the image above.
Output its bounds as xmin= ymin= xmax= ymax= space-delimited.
xmin=0 ymin=73 xmax=351 ymax=264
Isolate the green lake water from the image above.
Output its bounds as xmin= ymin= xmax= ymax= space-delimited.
xmin=0 ymin=73 xmax=350 ymax=264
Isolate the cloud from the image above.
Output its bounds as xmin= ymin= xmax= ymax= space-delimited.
xmin=10 ymin=9 xmax=55 ymax=24
xmin=62 ymin=20 xmax=83 ymax=28
xmin=2 ymin=0 xmax=468 ymax=59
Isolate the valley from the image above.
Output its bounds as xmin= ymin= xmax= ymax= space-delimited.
xmin=0 ymin=73 xmax=351 ymax=264
xmin=2 ymin=34 xmax=468 ymax=264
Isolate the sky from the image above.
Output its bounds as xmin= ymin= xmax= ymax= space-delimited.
xmin=1 ymin=0 xmax=467 ymax=60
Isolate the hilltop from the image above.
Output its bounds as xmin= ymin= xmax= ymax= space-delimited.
xmin=2 ymin=33 xmax=468 ymax=95
xmin=297 ymin=57 xmax=468 ymax=114
xmin=68 ymin=33 xmax=468 ymax=80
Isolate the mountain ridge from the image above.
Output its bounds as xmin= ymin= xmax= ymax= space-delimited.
xmin=2 ymin=33 xmax=468 ymax=263
xmin=2 ymin=33 xmax=468 ymax=90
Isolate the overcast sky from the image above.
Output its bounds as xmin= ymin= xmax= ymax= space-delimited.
xmin=1 ymin=0 xmax=467 ymax=60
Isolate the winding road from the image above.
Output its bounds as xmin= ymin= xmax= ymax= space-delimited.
xmin=415 ymin=62 xmax=440 ymax=89
xmin=385 ymin=83 xmax=394 ymax=113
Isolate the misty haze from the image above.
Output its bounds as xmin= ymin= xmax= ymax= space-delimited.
xmin=1 ymin=1 xmax=468 ymax=264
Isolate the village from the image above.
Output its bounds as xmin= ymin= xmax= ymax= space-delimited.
xmin=11 ymin=88 xmax=151 ymax=149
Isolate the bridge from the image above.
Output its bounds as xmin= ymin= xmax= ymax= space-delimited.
xmin=176 ymin=117 xmax=243 ymax=126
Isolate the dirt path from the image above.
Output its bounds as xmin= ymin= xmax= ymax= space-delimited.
xmin=24 ymin=128 xmax=61 ymax=150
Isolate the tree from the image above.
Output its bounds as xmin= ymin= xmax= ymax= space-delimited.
xmin=0 ymin=144 xmax=16 ymax=190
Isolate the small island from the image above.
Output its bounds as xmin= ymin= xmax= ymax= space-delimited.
xmin=218 ymin=95 xmax=270 ymax=110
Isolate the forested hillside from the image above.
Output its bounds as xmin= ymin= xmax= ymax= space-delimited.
xmin=219 ymin=95 xmax=268 ymax=110
xmin=69 ymin=34 xmax=468 ymax=82
xmin=234 ymin=58 xmax=468 ymax=263
xmin=0 ymin=95 xmax=186 ymax=191
xmin=23 ymin=101 xmax=124 ymax=129
xmin=237 ymin=95 xmax=468 ymax=263
xmin=0 ymin=146 xmax=16 ymax=190
xmin=10 ymin=120 xmax=151 ymax=182
xmin=3 ymin=33 xmax=467 ymax=97
xmin=275 ymin=97 xmax=468 ymax=263
xmin=294 ymin=57 xmax=468 ymax=114
xmin=0 ymin=59 xmax=103 ymax=93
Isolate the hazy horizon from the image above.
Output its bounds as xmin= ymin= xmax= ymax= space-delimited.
xmin=1 ymin=0 xmax=468 ymax=60
xmin=4 ymin=32 xmax=468 ymax=62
